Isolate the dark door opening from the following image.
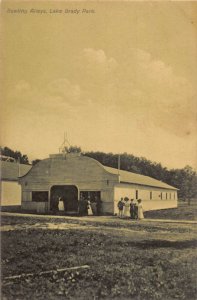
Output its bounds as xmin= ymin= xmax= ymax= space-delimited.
xmin=50 ymin=185 xmax=78 ymax=213
xmin=79 ymin=191 xmax=101 ymax=202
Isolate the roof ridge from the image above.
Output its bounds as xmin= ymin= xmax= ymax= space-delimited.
xmin=103 ymin=165 xmax=177 ymax=190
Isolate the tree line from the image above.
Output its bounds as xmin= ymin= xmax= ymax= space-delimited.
xmin=1 ymin=145 xmax=196 ymax=201
xmin=84 ymin=150 xmax=197 ymax=201
xmin=0 ymin=146 xmax=29 ymax=164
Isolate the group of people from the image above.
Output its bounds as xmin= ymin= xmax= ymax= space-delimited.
xmin=117 ymin=198 xmax=144 ymax=220
xmin=50 ymin=195 xmax=102 ymax=216
xmin=51 ymin=194 xmax=144 ymax=220
xmin=78 ymin=196 xmax=102 ymax=216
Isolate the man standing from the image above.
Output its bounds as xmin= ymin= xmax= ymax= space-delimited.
xmin=130 ymin=199 xmax=135 ymax=220
xmin=96 ymin=196 xmax=102 ymax=216
xmin=117 ymin=198 xmax=124 ymax=218
xmin=83 ymin=197 xmax=89 ymax=216
xmin=54 ymin=195 xmax=60 ymax=214
xmin=78 ymin=196 xmax=84 ymax=216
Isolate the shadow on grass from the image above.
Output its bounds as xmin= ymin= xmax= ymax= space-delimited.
xmin=126 ymin=239 xmax=197 ymax=249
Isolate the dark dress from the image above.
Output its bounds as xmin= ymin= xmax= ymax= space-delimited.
xmin=83 ymin=199 xmax=88 ymax=216
xmin=96 ymin=199 xmax=102 ymax=216
xmin=130 ymin=203 xmax=134 ymax=219
xmin=78 ymin=199 xmax=84 ymax=216
xmin=134 ymin=204 xmax=138 ymax=219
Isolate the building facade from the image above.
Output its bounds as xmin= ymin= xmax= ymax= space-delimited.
xmin=1 ymin=161 xmax=32 ymax=206
xmin=19 ymin=153 xmax=178 ymax=214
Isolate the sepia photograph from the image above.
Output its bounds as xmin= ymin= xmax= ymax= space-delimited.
xmin=1 ymin=0 xmax=197 ymax=299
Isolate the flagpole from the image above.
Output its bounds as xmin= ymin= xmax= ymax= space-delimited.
xmin=18 ymin=157 xmax=20 ymax=177
xmin=118 ymin=154 xmax=120 ymax=183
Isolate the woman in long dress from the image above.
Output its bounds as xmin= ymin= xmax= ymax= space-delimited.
xmin=87 ymin=200 xmax=93 ymax=216
xmin=123 ymin=197 xmax=130 ymax=218
xmin=137 ymin=199 xmax=144 ymax=220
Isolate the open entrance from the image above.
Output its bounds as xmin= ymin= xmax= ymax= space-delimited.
xmin=50 ymin=185 xmax=78 ymax=213
xmin=79 ymin=191 xmax=101 ymax=202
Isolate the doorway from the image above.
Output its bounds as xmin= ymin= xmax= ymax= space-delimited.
xmin=50 ymin=185 xmax=78 ymax=213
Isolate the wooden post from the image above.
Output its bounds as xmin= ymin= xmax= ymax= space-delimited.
xmin=4 ymin=265 xmax=90 ymax=281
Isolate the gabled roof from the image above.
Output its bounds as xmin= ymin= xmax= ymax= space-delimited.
xmin=1 ymin=161 xmax=32 ymax=181
xmin=15 ymin=153 xmax=177 ymax=190
xmin=103 ymin=165 xmax=177 ymax=190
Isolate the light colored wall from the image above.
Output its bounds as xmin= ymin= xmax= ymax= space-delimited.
xmin=19 ymin=155 xmax=178 ymax=214
xmin=1 ymin=181 xmax=21 ymax=206
xmin=114 ymin=184 xmax=177 ymax=213
xmin=142 ymin=199 xmax=178 ymax=211
xmin=20 ymin=155 xmax=118 ymax=213
xmin=101 ymin=188 xmax=114 ymax=213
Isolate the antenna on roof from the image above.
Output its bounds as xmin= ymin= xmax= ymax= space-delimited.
xmin=118 ymin=154 xmax=120 ymax=173
xmin=18 ymin=157 xmax=21 ymax=177
xmin=59 ymin=132 xmax=71 ymax=153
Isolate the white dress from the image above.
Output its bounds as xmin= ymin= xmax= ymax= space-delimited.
xmin=59 ymin=200 xmax=64 ymax=211
xmin=138 ymin=203 xmax=144 ymax=220
xmin=87 ymin=201 xmax=93 ymax=216
xmin=124 ymin=201 xmax=130 ymax=217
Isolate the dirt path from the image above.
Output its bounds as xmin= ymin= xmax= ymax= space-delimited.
xmin=1 ymin=219 xmax=196 ymax=243
xmin=1 ymin=212 xmax=197 ymax=224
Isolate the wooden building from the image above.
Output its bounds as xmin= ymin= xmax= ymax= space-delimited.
xmin=1 ymin=161 xmax=32 ymax=207
xmin=19 ymin=153 xmax=178 ymax=214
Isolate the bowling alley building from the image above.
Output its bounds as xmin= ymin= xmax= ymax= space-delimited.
xmin=19 ymin=153 xmax=178 ymax=214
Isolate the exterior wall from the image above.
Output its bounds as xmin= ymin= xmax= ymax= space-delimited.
xmin=19 ymin=154 xmax=178 ymax=214
xmin=1 ymin=180 xmax=21 ymax=206
xmin=141 ymin=199 xmax=178 ymax=211
xmin=22 ymin=201 xmax=49 ymax=213
xmin=1 ymin=161 xmax=32 ymax=180
xmin=19 ymin=154 xmax=118 ymax=213
xmin=101 ymin=188 xmax=114 ymax=213
xmin=114 ymin=183 xmax=177 ymax=213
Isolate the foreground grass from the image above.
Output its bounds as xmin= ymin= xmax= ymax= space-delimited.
xmin=1 ymin=215 xmax=197 ymax=300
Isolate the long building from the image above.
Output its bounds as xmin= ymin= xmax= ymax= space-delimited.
xmin=19 ymin=153 xmax=178 ymax=214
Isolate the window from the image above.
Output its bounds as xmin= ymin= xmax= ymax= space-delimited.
xmin=80 ymin=191 xmax=101 ymax=202
xmin=150 ymin=191 xmax=152 ymax=200
xmin=32 ymin=191 xmax=48 ymax=202
xmin=166 ymin=193 xmax=168 ymax=200
xmin=136 ymin=190 xmax=138 ymax=200
xmin=161 ymin=192 xmax=163 ymax=200
xmin=170 ymin=193 xmax=171 ymax=200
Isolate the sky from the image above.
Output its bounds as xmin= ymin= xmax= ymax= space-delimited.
xmin=1 ymin=1 xmax=197 ymax=170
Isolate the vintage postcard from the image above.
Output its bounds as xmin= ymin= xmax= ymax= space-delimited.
xmin=1 ymin=1 xmax=197 ymax=299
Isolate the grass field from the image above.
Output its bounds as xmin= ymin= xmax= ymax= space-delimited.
xmin=144 ymin=202 xmax=197 ymax=220
xmin=1 ymin=213 xmax=197 ymax=300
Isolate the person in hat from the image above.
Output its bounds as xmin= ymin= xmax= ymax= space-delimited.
xmin=123 ymin=197 xmax=130 ymax=218
xmin=117 ymin=198 xmax=124 ymax=218
xmin=95 ymin=196 xmax=102 ymax=216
